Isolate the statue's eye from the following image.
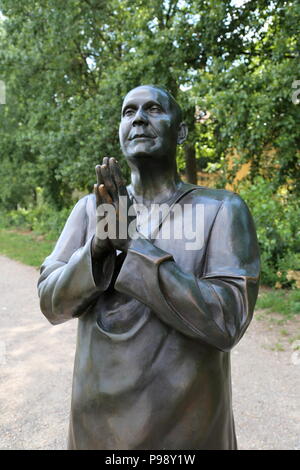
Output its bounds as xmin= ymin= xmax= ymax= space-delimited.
xmin=124 ymin=108 xmax=135 ymax=117
xmin=149 ymin=106 xmax=162 ymax=113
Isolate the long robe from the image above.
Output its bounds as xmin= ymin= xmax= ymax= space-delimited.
xmin=37 ymin=182 xmax=260 ymax=450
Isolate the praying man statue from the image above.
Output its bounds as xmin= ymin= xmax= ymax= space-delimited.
xmin=38 ymin=85 xmax=260 ymax=450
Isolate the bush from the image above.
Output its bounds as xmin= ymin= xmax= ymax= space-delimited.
xmin=0 ymin=204 xmax=73 ymax=240
xmin=238 ymin=176 xmax=300 ymax=287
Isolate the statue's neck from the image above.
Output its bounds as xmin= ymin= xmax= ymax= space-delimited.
xmin=128 ymin=158 xmax=181 ymax=206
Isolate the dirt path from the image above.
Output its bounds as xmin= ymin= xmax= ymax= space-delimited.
xmin=0 ymin=254 xmax=299 ymax=450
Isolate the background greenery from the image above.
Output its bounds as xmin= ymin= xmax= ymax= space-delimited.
xmin=0 ymin=0 xmax=299 ymax=289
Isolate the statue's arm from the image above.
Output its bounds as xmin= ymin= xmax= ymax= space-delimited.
xmin=37 ymin=195 xmax=116 ymax=325
xmin=115 ymin=193 xmax=260 ymax=352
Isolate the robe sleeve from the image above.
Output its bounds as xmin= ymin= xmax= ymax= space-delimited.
xmin=37 ymin=195 xmax=116 ymax=325
xmin=114 ymin=193 xmax=260 ymax=352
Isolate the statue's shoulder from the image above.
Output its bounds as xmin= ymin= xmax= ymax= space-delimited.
xmin=67 ymin=193 xmax=96 ymax=222
xmin=181 ymin=183 xmax=249 ymax=217
xmin=76 ymin=192 xmax=96 ymax=210
xmin=182 ymin=182 xmax=240 ymax=203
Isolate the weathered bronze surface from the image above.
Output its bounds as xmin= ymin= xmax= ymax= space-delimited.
xmin=38 ymin=85 xmax=260 ymax=450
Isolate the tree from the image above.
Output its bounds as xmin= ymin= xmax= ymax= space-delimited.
xmin=0 ymin=0 xmax=299 ymax=210
xmin=194 ymin=0 xmax=300 ymax=194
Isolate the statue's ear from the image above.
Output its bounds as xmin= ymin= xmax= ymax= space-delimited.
xmin=177 ymin=122 xmax=188 ymax=145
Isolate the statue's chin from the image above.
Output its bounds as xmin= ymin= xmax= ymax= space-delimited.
xmin=127 ymin=151 xmax=155 ymax=159
xmin=124 ymin=146 xmax=161 ymax=161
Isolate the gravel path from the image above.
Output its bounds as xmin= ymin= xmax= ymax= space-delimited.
xmin=0 ymin=254 xmax=299 ymax=450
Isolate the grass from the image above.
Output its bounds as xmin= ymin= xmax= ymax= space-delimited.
xmin=256 ymin=288 xmax=300 ymax=319
xmin=289 ymin=334 xmax=300 ymax=344
xmin=0 ymin=228 xmax=55 ymax=268
xmin=1 ymin=225 xmax=300 ymax=322
xmin=280 ymin=329 xmax=289 ymax=336
xmin=270 ymin=342 xmax=285 ymax=352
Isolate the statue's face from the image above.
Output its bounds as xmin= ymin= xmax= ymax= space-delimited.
xmin=119 ymin=86 xmax=179 ymax=161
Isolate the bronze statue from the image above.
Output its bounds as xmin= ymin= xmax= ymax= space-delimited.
xmin=38 ymin=85 xmax=260 ymax=450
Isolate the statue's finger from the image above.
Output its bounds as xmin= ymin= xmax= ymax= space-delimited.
xmin=110 ymin=158 xmax=127 ymax=196
xmin=99 ymin=184 xmax=113 ymax=204
xmin=95 ymin=164 xmax=104 ymax=186
xmin=94 ymin=183 xmax=102 ymax=207
xmin=100 ymin=163 xmax=118 ymax=199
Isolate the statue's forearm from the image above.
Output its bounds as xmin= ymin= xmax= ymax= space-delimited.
xmin=38 ymin=237 xmax=116 ymax=325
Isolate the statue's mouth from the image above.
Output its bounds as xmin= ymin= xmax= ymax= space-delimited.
xmin=129 ymin=134 xmax=154 ymax=140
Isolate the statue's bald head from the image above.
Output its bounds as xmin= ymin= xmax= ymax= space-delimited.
xmin=119 ymin=84 xmax=188 ymax=163
xmin=123 ymin=85 xmax=183 ymax=127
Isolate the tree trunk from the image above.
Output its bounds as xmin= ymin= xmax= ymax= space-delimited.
xmin=184 ymin=143 xmax=197 ymax=184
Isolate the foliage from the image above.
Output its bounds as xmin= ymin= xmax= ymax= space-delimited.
xmin=0 ymin=204 xmax=73 ymax=240
xmin=0 ymin=1 xmax=299 ymax=285
xmin=194 ymin=0 xmax=300 ymax=193
xmin=238 ymin=176 xmax=300 ymax=286
xmin=1 ymin=0 xmax=288 ymax=207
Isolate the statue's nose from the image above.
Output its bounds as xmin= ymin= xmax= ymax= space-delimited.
xmin=132 ymin=107 xmax=148 ymax=126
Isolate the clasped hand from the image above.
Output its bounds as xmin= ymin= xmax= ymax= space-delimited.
xmin=92 ymin=157 xmax=136 ymax=257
